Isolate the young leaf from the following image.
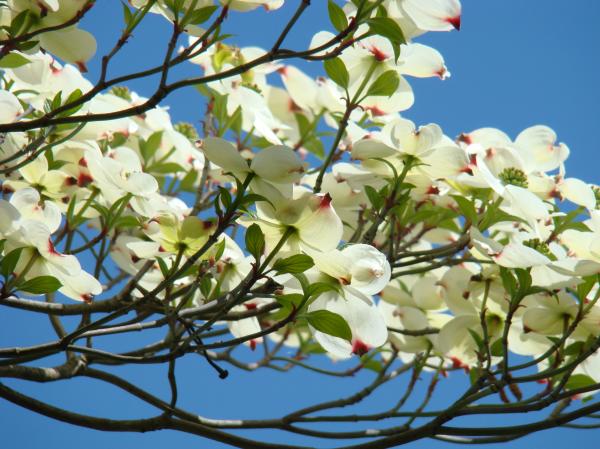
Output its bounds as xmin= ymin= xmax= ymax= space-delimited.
xmin=366 ymin=70 xmax=400 ymax=97
xmin=490 ymin=339 xmax=504 ymax=357
xmin=364 ymin=185 xmax=383 ymax=209
xmin=324 ymin=57 xmax=349 ymax=89
xmin=328 ymin=0 xmax=348 ymax=32
xmin=187 ymin=5 xmax=218 ymax=25
xmin=273 ymin=254 xmax=314 ymax=274
xmin=0 ymin=52 xmax=30 ymax=68
xmin=199 ymin=275 xmax=213 ymax=299
xmin=306 ymin=282 xmax=340 ymax=299
xmin=213 ymin=238 xmax=227 ymax=262
xmin=565 ymin=374 xmax=596 ymax=391
xmin=245 ymin=223 xmax=265 ymax=260
xmin=18 ymin=276 xmax=62 ymax=294
xmin=306 ymin=309 xmax=352 ymax=342
xmin=451 ymin=194 xmax=478 ymax=225
xmin=140 ymin=131 xmax=163 ymax=162
xmin=0 ymin=247 xmax=23 ymax=279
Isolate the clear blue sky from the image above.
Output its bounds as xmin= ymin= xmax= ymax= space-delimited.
xmin=2 ymin=1 xmax=600 ymax=448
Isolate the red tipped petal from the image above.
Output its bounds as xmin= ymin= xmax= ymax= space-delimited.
xmin=319 ymin=193 xmax=333 ymax=209
xmin=446 ymin=15 xmax=461 ymax=30
xmin=76 ymin=61 xmax=88 ymax=73
xmin=352 ymin=339 xmax=370 ymax=356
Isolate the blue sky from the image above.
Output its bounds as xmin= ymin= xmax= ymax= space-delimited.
xmin=2 ymin=1 xmax=600 ymax=448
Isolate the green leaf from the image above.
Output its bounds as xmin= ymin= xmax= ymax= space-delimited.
xmin=565 ymin=374 xmax=596 ymax=391
xmin=362 ymin=357 xmax=383 ymax=372
xmin=577 ymin=275 xmax=597 ymax=301
xmin=467 ymin=328 xmax=484 ymax=350
xmin=300 ymin=341 xmax=326 ymax=354
xmin=58 ymin=88 xmax=84 ymax=117
xmin=364 ymin=185 xmax=383 ymax=209
xmin=306 ymin=309 xmax=352 ymax=342
xmin=490 ymin=339 xmax=504 ymax=357
xmin=469 ymin=366 xmax=481 ymax=385
xmin=273 ymin=293 xmax=305 ymax=319
xmin=9 ymin=9 xmax=33 ymax=35
xmin=149 ymin=162 xmax=184 ymax=174
xmin=179 ymin=169 xmax=198 ymax=192
xmin=292 ymin=272 xmax=311 ymax=296
xmin=140 ymin=131 xmax=163 ymax=162
xmin=213 ymin=238 xmax=227 ymax=262
xmin=366 ymin=70 xmax=400 ymax=97
xmin=109 ymin=132 xmax=128 ymax=148
xmin=16 ymin=40 xmax=38 ymax=52
xmin=199 ymin=275 xmax=213 ymax=299
xmin=0 ymin=247 xmax=23 ymax=279
xmin=276 ymin=293 xmax=305 ymax=309
xmin=328 ymin=0 xmax=348 ymax=32
xmin=0 ymin=52 xmax=30 ymax=68
xmin=187 ymin=5 xmax=218 ymax=24
xmin=515 ymin=268 xmax=532 ymax=297
xmin=245 ymin=224 xmax=265 ymax=260
xmin=451 ymin=195 xmax=478 ymax=225
xmin=564 ymin=341 xmax=584 ymax=356
xmin=122 ymin=1 xmax=134 ymax=25
xmin=241 ymin=193 xmax=273 ymax=207
xmin=156 ymin=257 xmax=170 ymax=278
xmin=323 ymin=57 xmax=349 ymax=89
xmin=306 ymin=282 xmax=340 ymax=299
xmin=218 ymin=187 xmax=232 ymax=209
xmin=18 ymin=276 xmax=62 ymax=294
xmin=479 ymin=204 xmax=527 ymax=231
xmin=114 ymin=216 xmax=140 ymax=229
xmin=273 ymin=254 xmax=314 ymax=274
xmin=499 ymin=267 xmax=517 ymax=296
xmin=304 ymin=137 xmax=325 ymax=158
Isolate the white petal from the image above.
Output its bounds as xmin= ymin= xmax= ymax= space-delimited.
xmin=251 ymin=145 xmax=306 ymax=184
xmin=0 ymin=200 xmax=21 ymax=237
xmin=39 ymin=26 xmax=97 ymax=70
xmin=402 ymin=0 xmax=462 ymax=32
xmin=279 ymin=65 xmax=318 ymax=112
xmin=560 ymin=178 xmax=596 ymax=210
xmin=200 ymin=137 xmax=249 ymax=175
xmin=57 ymin=270 xmax=103 ymax=302
xmin=494 ymin=243 xmax=551 ymax=268
xmin=351 ymin=138 xmax=396 ymax=160
xmin=10 ymin=188 xmax=62 ymax=233
xmin=342 ymin=244 xmax=391 ymax=295
xmin=398 ymin=43 xmax=449 ymax=79
xmin=127 ymin=241 xmax=163 ymax=259
xmin=309 ymin=290 xmax=388 ymax=359
xmin=296 ymin=195 xmax=343 ymax=252
xmin=515 ymin=125 xmax=569 ymax=173
xmin=0 ymin=90 xmax=24 ymax=124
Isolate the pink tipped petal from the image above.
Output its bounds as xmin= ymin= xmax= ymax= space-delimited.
xmin=402 ymin=0 xmax=462 ymax=32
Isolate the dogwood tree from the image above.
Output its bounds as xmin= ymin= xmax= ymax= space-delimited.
xmin=1 ymin=1 xmax=600 ymax=447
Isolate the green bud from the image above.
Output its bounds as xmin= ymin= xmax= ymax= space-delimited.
xmin=174 ymin=122 xmax=199 ymax=140
xmin=110 ymin=86 xmax=132 ymax=101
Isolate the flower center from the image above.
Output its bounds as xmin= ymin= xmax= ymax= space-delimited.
xmin=523 ymin=238 xmax=555 ymax=260
xmin=498 ymin=167 xmax=528 ymax=188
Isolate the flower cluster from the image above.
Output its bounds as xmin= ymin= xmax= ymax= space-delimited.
xmin=1 ymin=0 xmax=599 ymax=393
